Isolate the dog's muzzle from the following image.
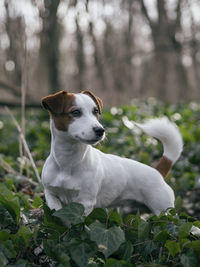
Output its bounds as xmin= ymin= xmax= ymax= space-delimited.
xmin=93 ymin=127 xmax=105 ymax=138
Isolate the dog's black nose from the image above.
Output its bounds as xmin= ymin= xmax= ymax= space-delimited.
xmin=93 ymin=127 xmax=105 ymax=137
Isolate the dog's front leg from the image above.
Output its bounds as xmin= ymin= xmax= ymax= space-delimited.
xmin=44 ymin=189 xmax=62 ymax=211
xmin=76 ymin=196 xmax=96 ymax=216
xmin=83 ymin=204 xmax=94 ymax=216
xmin=82 ymin=203 xmax=94 ymax=216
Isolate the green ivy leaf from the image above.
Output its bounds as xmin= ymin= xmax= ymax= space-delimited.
xmin=86 ymin=208 xmax=108 ymax=225
xmin=178 ymin=222 xmax=193 ymax=239
xmin=194 ymin=221 xmax=200 ymax=227
xmin=0 ymin=240 xmax=16 ymax=259
xmin=15 ymin=259 xmax=28 ymax=267
xmin=123 ymin=214 xmax=137 ymax=227
xmin=87 ymin=263 xmax=99 ymax=267
xmin=0 ymin=230 xmax=10 ymax=241
xmin=0 ymin=183 xmax=13 ymax=198
xmin=179 ymin=238 xmax=190 ymax=247
xmin=89 ymin=222 xmax=125 ymax=258
xmin=12 ymin=226 xmax=32 ymax=249
xmin=69 ymin=238 xmax=97 ymax=267
xmin=16 ymin=192 xmax=30 ymax=210
xmin=0 ymin=206 xmax=14 ymax=228
xmin=53 ymin=202 xmax=85 ymax=225
xmin=180 ymin=249 xmax=199 ymax=267
xmin=175 ymin=196 xmax=183 ymax=211
xmin=0 ymin=251 xmax=8 ymax=267
xmin=153 ymin=230 xmax=171 ymax=242
xmin=185 ymin=240 xmax=200 ymax=251
xmin=140 ymin=239 xmax=158 ymax=256
xmin=0 ymin=184 xmax=20 ymax=224
xmin=18 ymin=226 xmax=32 ymax=247
xmin=43 ymin=203 xmax=66 ymax=233
xmin=109 ymin=209 xmax=122 ymax=226
xmin=165 ymin=240 xmax=181 ymax=257
xmin=165 ymin=224 xmax=179 ymax=237
xmin=33 ymin=225 xmax=39 ymax=245
xmin=138 ymin=220 xmax=151 ymax=241
xmin=104 ymin=258 xmax=132 ymax=267
xmin=57 ymin=253 xmax=70 ymax=266
xmin=116 ymin=241 xmax=133 ymax=261
xmin=32 ymin=195 xmax=43 ymax=208
xmin=43 ymin=239 xmax=58 ymax=258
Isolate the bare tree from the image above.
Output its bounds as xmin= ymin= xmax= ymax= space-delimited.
xmin=86 ymin=0 xmax=107 ymax=91
xmin=140 ymin=0 xmax=189 ymax=101
xmin=1 ymin=0 xmax=200 ymax=105
xmin=4 ymin=0 xmax=25 ymax=86
xmin=185 ymin=0 xmax=200 ymax=97
xmin=73 ymin=9 xmax=86 ymax=90
xmin=37 ymin=0 xmax=61 ymax=93
xmin=122 ymin=0 xmax=134 ymax=86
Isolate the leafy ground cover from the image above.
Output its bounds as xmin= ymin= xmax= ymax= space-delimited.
xmin=0 ymin=99 xmax=200 ymax=266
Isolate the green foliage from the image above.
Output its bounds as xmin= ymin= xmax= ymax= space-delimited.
xmin=0 ymin=183 xmax=200 ymax=266
xmin=53 ymin=202 xmax=85 ymax=225
xmin=89 ymin=222 xmax=125 ymax=258
xmin=0 ymin=184 xmax=20 ymax=224
xmin=0 ymin=101 xmax=200 ymax=265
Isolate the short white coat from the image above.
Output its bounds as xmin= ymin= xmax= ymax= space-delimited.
xmin=42 ymin=92 xmax=183 ymax=215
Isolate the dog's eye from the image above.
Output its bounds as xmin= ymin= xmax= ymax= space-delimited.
xmin=93 ymin=108 xmax=99 ymax=115
xmin=70 ymin=109 xmax=82 ymax=117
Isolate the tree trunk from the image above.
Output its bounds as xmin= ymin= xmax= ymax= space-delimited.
xmin=39 ymin=0 xmax=61 ymax=93
xmin=139 ymin=0 xmax=189 ymax=102
xmin=74 ymin=15 xmax=86 ymax=90
xmin=4 ymin=0 xmax=25 ymax=86
xmin=86 ymin=0 xmax=107 ymax=91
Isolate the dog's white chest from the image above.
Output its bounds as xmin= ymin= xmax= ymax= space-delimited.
xmin=50 ymin=172 xmax=73 ymax=187
xmin=56 ymin=187 xmax=79 ymax=205
xmin=48 ymin=172 xmax=81 ymax=203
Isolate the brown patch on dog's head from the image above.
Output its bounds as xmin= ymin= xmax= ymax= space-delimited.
xmin=41 ymin=90 xmax=75 ymax=131
xmin=81 ymin=90 xmax=103 ymax=115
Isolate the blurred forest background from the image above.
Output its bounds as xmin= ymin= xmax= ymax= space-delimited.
xmin=0 ymin=0 xmax=200 ymax=106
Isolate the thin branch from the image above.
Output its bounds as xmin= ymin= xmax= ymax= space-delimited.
xmin=0 ymin=153 xmax=38 ymax=187
xmin=0 ymin=79 xmax=34 ymax=103
xmin=175 ymin=0 xmax=181 ymax=29
xmin=0 ymin=101 xmax=40 ymax=108
xmin=5 ymin=107 xmax=41 ymax=183
xmin=0 ymin=79 xmax=21 ymax=97
xmin=19 ymin=137 xmax=23 ymax=175
xmin=20 ymin=24 xmax=28 ymax=176
xmin=85 ymin=0 xmax=107 ymax=89
xmin=140 ymin=0 xmax=155 ymax=32
xmin=0 ymin=155 xmax=15 ymax=174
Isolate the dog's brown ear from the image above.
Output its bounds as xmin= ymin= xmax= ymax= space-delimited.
xmin=82 ymin=90 xmax=103 ymax=114
xmin=41 ymin=90 xmax=67 ymax=115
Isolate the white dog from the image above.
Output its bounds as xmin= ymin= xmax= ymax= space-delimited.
xmin=41 ymin=90 xmax=183 ymax=215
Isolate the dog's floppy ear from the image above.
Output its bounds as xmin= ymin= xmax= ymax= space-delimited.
xmin=41 ymin=90 xmax=67 ymax=115
xmin=82 ymin=90 xmax=103 ymax=114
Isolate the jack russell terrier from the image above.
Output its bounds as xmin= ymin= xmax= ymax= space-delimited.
xmin=41 ymin=90 xmax=183 ymax=215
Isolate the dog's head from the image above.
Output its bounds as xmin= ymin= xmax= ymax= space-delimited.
xmin=41 ymin=90 xmax=105 ymax=145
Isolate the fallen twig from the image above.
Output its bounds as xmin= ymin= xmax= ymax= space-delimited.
xmin=5 ymin=106 xmax=41 ymax=183
xmin=0 ymin=155 xmax=16 ymax=174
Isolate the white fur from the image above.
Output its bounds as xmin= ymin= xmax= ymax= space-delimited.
xmin=67 ymin=94 xmax=105 ymax=144
xmin=42 ymin=94 xmax=183 ymax=215
xmin=135 ymin=118 xmax=183 ymax=162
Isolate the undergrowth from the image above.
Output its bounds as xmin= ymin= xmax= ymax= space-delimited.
xmin=0 ymin=99 xmax=200 ymax=266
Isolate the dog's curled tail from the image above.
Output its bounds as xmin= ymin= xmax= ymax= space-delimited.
xmin=135 ymin=118 xmax=183 ymax=178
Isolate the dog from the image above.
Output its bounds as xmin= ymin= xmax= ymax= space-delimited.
xmin=41 ymin=90 xmax=183 ymax=215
